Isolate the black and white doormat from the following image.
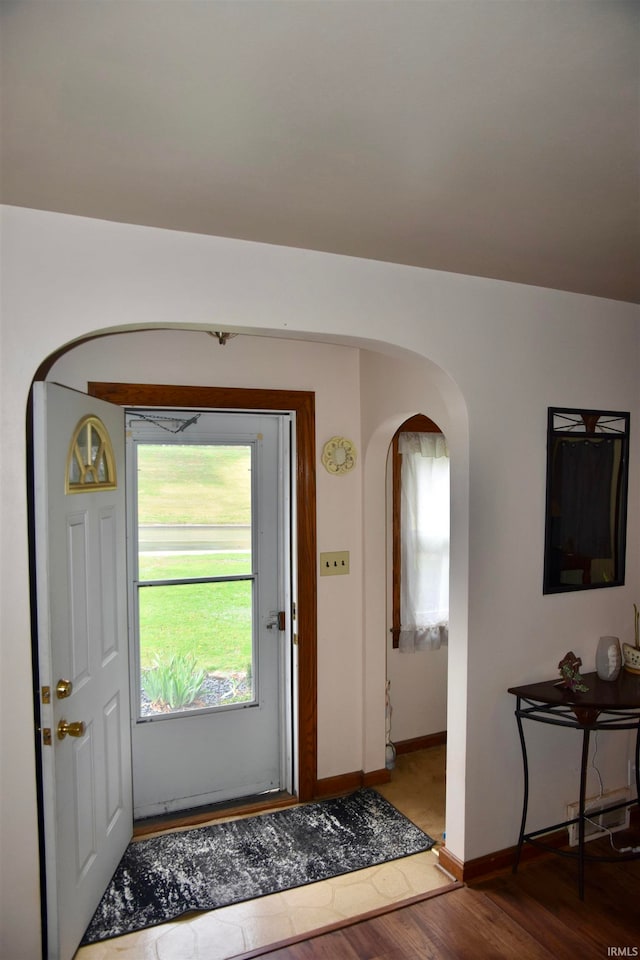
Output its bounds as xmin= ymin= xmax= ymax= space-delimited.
xmin=82 ymin=788 xmax=435 ymax=944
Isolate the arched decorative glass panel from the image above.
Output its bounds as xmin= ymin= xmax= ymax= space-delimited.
xmin=66 ymin=415 xmax=117 ymax=493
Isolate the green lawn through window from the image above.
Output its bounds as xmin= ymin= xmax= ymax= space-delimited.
xmin=138 ymin=553 xmax=253 ymax=673
xmin=136 ymin=445 xmax=255 ymax=693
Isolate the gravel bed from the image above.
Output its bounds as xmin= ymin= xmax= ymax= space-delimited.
xmin=139 ymin=674 xmax=251 ymax=717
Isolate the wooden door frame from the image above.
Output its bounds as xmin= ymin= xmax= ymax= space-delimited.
xmin=88 ymin=381 xmax=317 ymax=801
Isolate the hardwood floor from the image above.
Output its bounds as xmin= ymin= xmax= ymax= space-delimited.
xmin=252 ymin=832 xmax=640 ymax=959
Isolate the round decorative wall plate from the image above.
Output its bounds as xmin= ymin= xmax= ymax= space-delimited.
xmin=322 ymin=436 xmax=357 ymax=475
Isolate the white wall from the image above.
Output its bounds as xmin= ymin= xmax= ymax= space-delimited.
xmin=2 ymin=205 xmax=639 ymax=959
xmin=386 ymin=643 xmax=448 ymax=744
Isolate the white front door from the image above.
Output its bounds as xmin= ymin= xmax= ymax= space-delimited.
xmin=127 ymin=409 xmax=292 ymax=818
xmin=33 ymin=383 xmax=132 ymax=960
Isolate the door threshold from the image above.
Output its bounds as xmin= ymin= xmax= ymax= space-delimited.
xmin=133 ymin=790 xmax=296 ymax=838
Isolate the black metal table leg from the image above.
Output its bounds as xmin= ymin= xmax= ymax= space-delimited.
xmin=635 ymin=723 xmax=640 ymax=803
xmin=577 ymin=725 xmax=591 ymax=900
xmin=513 ymin=696 xmax=529 ymax=874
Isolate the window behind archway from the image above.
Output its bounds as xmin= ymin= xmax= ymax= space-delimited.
xmin=391 ymin=414 xmax=449 ymax=651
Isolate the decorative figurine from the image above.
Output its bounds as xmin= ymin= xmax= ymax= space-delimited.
xmin=622 ymin=602 xmax=640 ymax=674
xmin=558 ymin=651 xmax=589 ymax=692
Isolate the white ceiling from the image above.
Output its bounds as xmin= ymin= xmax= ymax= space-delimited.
xmin=2 ymin=0 xmax=639 ymax=303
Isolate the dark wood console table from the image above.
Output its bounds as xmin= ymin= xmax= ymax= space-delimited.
xmin=508 ymin=671 xmax=640 ymax=898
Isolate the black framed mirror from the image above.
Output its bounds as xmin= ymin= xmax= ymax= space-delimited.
xmin=543 ymin=407 xmax=630 ymax=593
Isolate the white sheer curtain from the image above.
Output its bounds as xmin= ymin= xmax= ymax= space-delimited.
xmin=399 ymin=432 xmax=450 ymax=653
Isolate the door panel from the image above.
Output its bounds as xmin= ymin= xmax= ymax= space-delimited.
xmin=127 ymin=410 xmax=291 ymax=818
xmin=33 ymin=382 xmax=132 ymax=960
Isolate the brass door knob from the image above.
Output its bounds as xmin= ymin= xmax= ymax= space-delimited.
xmin=57 ymin=719 xmax=86 ymax=740
xmin=56 ymin=679 xmax=73 ymax=699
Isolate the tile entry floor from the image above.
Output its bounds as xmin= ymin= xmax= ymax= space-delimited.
xmin=75 ymin=746 xmax=449 ymax=960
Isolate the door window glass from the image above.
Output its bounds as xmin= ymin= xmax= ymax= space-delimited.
xmin=135 ymin=442 xmax=255 ymax=717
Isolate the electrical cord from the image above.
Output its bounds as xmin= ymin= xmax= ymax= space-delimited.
xmin=583 ymin=733 xmax=639 ymax=851
xmin=583 ymin=815 xmax=640 ymax=854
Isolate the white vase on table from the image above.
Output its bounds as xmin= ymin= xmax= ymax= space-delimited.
xmin=595 ymin=636 xmax=622 ymax=682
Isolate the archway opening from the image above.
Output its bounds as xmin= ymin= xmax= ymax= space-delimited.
xmin=382 ymin=412 xmax=449 ymax=847
xmin=27 ymin=329 xmax=468 ymax=952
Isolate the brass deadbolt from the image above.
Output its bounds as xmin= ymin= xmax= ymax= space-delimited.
xmin=56 ymin=679 xmax=73 ymax=699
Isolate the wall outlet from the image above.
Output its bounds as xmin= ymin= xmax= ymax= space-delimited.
xmin=320 ymin=551 xmax=350 ymax=576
